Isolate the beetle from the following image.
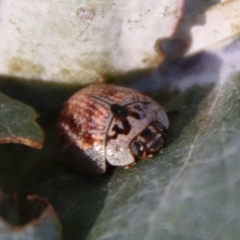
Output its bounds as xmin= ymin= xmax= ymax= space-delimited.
xmin=57 ymin=84 xmax=169 ymax=174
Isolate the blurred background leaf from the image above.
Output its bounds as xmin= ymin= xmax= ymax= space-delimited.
xmin=0 ymin=92 xmax=44 ymax=149
xmin=0 ymin=0 xmax=183 ymax=83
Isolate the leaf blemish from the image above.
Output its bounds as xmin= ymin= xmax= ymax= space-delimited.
xmin=76 ymin=7 xmax=95 ymax=21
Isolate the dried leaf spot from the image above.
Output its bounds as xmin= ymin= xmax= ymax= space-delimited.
xmin=77 ymin=7 xmax=95 ymax=20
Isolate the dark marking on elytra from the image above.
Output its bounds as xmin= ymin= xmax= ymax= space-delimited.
xmin=133 ymin=104 xmax=142 ymax=111
xmin=110 ymin=104 xmax=128 ymax=118
xmin=107 ymin=102 xmax=148 ymax=141
xmin=107 ymin=119 xmax=131 ymax=140
xmin=129 ymin=111 xmax=143 ymax=119
xmin=128 ymin=103 xmax=147 ymax=120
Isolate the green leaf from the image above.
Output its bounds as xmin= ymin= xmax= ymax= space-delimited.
xmin=16 ymin=73 xmax=240 ymax=239
xmin=87 ymin=76 xmax=240 ymax=239
xmin=0 ymin=92 xmax=44 ymax=149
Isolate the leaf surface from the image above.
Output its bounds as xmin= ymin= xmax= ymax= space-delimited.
xmin=0 ymin=0 xmax=184 ymax=83
xmin=0 ymin=93 xmax=44 ymax=149
xmin=16 ymin=72 xmax=240 ymax=240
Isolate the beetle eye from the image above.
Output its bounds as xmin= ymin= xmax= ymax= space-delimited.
xmin=148 ymin=136 xmax=165 ymax=153
xmin=131 ymin=141 xmax=144 ymax=158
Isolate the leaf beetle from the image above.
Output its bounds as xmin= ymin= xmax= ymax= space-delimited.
xmin=57 ymin=84 xmax=169 ymax=174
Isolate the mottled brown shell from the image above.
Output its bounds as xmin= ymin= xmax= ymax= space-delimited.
xmin=58 ymin=84 xmax=169 ymax=174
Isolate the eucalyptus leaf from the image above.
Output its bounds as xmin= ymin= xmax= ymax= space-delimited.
xmin=0 ymin=1 xmax=240 ymax=240
xmin=0 ymin=0 xmax=183 ymax=83
xmin=0 ymin=93 xmax=44 ymax=149
xmin=13 ymin=68 xmax=238 ymax=239
xmin=176 ymin=0 xmax=240 ymax=56
xmin=87 ymin=77 xmax=240 ymax=239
